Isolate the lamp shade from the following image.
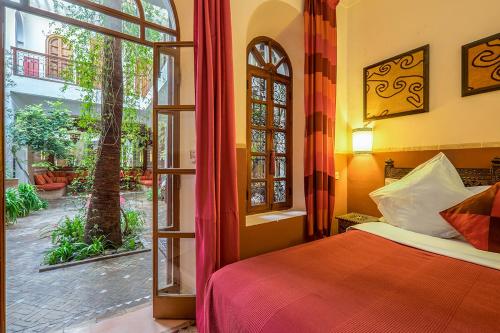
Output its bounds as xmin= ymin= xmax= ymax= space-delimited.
xmin=352 ymin=127 xmax=373 ymax=153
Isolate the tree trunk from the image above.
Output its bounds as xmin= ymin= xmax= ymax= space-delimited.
xmin=85 ymin=36 xmax=123 ymax=247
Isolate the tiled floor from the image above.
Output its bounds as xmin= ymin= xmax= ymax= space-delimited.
xmin=6 ymin=192 xmax=155 ymax=332
xmin=63 ymin=304 xmax=197 ymax=333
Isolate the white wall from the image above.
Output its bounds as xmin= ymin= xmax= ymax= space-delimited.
xmin=5 ymin=7 xmax=56 ymax=52
xmin=339 ymin=0 xmax=500 ymax=152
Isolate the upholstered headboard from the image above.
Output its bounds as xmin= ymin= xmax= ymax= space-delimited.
xmin=384 ymin=157 xmax=500 ymax=187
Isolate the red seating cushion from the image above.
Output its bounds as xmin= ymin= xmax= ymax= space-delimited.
xmin=47 ymin=171 xmax=55 ymax=178
xmin=36 ymin=183 xmax=66 ymax=191
xmin=139 ymin=179 xmax=153 ymax=187
xmin=440 ymin=182 xmax=500 ymax=252
xmin=42 ymin=173 xmax=53 ymax=183
xmin=34 ymin=174 xmax=46 ymax=185
xmin=141 ymin=170 xmax=152 ymax=180
xmin=53 ymin=176 xmax=68 ymax=185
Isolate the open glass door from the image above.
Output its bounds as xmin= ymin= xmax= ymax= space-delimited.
xmin=152 ymin=41 xmax=196 ymax=319
xmin=0 ymin=5 xmax=6 ymax=332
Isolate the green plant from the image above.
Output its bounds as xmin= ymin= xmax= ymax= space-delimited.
xmin=5 ymin=188 xmax=26 ymax=224
xmin=5 ymin=184 xmax=48 ymax=224
xmin=121 ymin=235 xmax=142 ymax=251
xmin=11 ymin=101 xmax=75 ymax=160
xmin=120 ymin=175 xmax=137 ymax=191
xmin=50 ymin=215 xmax=85 ymax=244
xmin=43 ymin=240 xmax=76 ymax=265
xmin=43 ymin=215 xmax=107 ymax=264
xmin=68 ymin=176 xmax=92 ymax=194
xmin=32 ymin=161 xmax=56 ymax=171
xmin=17 ymin=183 xmax=48 ymax=213
xmin=73 ymin=236 xmax=106 ymax=260
xmin=43 ymin=210 xmax=145 ymax=265
xmin=121 ymin=208 xmax=145 ymax=237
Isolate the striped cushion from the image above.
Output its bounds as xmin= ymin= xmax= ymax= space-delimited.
xmin=440 ymin=182 xmax=500 ymax=252
xmin=34 ymin=174 xmax=46 ymax=185
xmin=42 ymin=173 xmax=53 ymax=184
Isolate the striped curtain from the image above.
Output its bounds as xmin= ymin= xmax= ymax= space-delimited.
xmin=304 ymin=0 xmax=339 ymax=237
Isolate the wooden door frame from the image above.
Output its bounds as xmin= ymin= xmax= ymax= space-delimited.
xmin=0 ymin=1 xmax=182 ymax=330
xmin=152 ymin=42 xmax=196 ymax=320
xmin=1 ymin=5 xmax=6 ymax=332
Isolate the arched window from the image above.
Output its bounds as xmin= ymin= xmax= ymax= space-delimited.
xmin=15 ymin=11 xmax=24 ymax=47
xmin=247 ymin=37 xmax=292 ymax=214
xmin=25 ymin=0 xmax=179 ymax=46
xmin=45 ymin=35 xmax=72 ymax=80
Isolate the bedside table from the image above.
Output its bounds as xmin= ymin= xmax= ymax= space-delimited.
xmin=336 ymin=212 xmax=380 ymax=234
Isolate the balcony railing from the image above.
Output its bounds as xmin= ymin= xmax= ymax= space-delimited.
xmin=11 ymin=47 xmax=152 ymax=97
xmin=12 ymin=46 xmax=76 ymax=84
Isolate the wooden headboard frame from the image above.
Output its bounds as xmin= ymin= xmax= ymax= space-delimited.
xmin=385 ymin=157 xmax=500 ymax=187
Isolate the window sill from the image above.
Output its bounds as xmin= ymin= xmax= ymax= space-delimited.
xmin=246 ymin=209 xmax=307 ymax=227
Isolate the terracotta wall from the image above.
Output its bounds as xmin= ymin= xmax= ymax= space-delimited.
xmin=347 ymin=148 xmax=500 ymax=217
xmin=236 ymin=148 xmax=307 ymax=259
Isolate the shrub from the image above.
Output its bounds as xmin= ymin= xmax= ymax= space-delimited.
xmin=43 ymin=215 xmax=106 ymax=265
xmin=11 ymin=101 xmax=74 ymax=160
xmin=121 ymin=208 xmax=145 ymax=237
xmin=5 ymin=188 xmax=26 ymax=224
xmin=122 ymin=235 xmax=142 ymax=251
xmin=73 ymin=236 xmax=106 ymax=261
xmin=50 ymin=214 xmax=85 ymax=244
xmin=17 ymin=183 xmax=48 ymax=213
xmin=44 ymin=240 xmax=76 ymax=265
xmin=43 ymin=209 xmax=145 ymax=265
xmin=5 ymin=184 xmax=47 ymax=224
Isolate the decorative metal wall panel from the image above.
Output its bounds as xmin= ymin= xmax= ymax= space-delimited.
xmin=364 ymin=45 xmax=429 ymax=120
xmin=462 ymin=33 xmax=500 ymax=97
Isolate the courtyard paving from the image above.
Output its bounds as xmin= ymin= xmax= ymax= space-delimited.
xmin=6 ymin=192 xmax=154 ymax=333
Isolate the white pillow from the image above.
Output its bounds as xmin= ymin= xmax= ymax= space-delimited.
xmin=369 ymin=153 xmax=471 ymax=238
xmin=467 ymin=185 xmax=490 ymax=195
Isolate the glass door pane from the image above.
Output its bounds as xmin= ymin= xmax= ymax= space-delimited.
xmin=152 ymin=41 xmax=195 ymax=319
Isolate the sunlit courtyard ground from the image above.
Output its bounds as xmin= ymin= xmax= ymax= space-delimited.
xmin=6 ymin=191 xmax=154 ymax=333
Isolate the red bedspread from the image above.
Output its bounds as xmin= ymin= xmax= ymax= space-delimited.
xmin=205 ymin=230 xmax=500 ymax=333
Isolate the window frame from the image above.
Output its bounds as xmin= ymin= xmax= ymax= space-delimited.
xmin=246 ymin=36 xmax=293 ymax=215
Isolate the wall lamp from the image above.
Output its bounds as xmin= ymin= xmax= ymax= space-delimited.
xmin=352 ymin=127 xmax=373 ymax=154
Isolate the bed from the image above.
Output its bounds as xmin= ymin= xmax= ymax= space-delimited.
xmin=205 ymin=223 xmax=500 ymax=332
xmin=204 ymin=157 xmax=500 ymax=333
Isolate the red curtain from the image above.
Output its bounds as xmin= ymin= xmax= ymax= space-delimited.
xmin=304 ymin=0 xmax=339 ymax=237
xmin=194 ymin=0 xmax=240 ymax=330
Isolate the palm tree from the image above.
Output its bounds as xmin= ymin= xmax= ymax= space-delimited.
xmin=85 ymin=4 xmax=123 ymax=246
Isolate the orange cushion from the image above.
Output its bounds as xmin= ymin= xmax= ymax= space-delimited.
xmin=53 ymin=176 xmax=68 ymax=184
xmin=37 ymin=183 xmax=66 ymax=191
xmin=34 ymin=174 xmax=46 ymax=185
xmin=47 ymin=171 xmax=55 ymax=178
xmin=42 ymin=174 xmax=53 ymax=183
xmin=440 ymin=182 xmax=500 ymax=252
xmin=139 ymin=179 xmax=153 ymax=187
